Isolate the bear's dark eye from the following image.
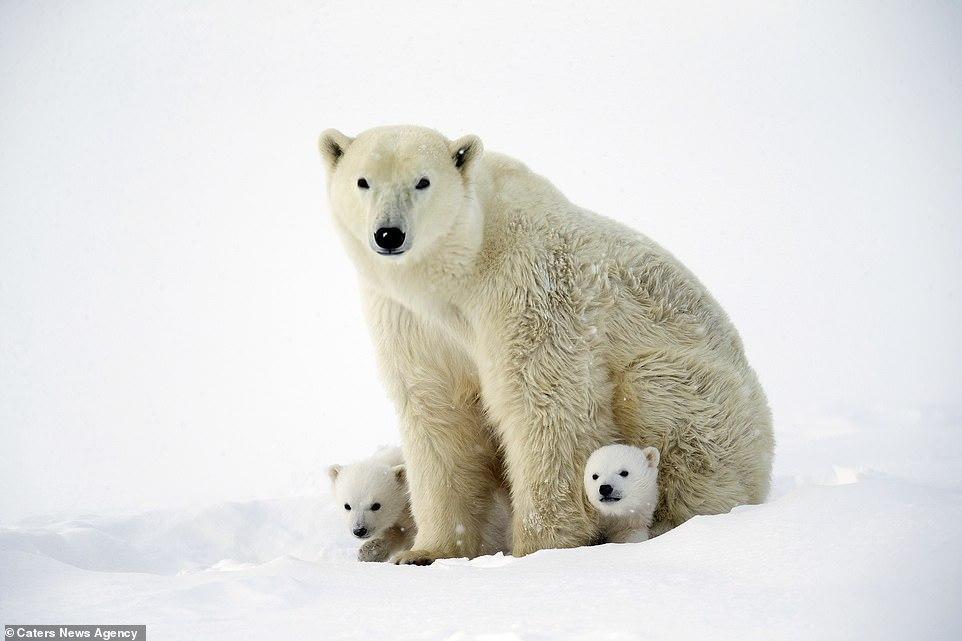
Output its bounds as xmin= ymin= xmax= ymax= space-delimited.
xmin=344 ymin=503 xmax=351 ymax=511
xmin=591 ymin=474 xmax=598 ymax=481
xmin=415 ymin=177 xmax=430 ymax=190
xmin=619 ymin=470 xmax=629 ymax=478
xmin=357 ymin=178 xmax=369 ymax=189
xmin=371 ymin=502 xmax=381 ymax=511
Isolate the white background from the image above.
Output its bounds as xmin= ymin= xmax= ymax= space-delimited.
xmin=1 ymin=1 xmax=960 ymax=523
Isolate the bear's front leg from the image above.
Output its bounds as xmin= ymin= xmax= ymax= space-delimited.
xmin=365 ymin=293 xmax=499 ymax=565
xmin=392 ymin=397 xmax=499 ymax=564
xmin=479 ymin=294 xmax=615 ymax=556
xmin=498 ymin=409 xmax=607 ymax=556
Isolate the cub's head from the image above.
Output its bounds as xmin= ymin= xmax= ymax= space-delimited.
xmin=328 ymin=460 xmax=408 ymax=540
xmin=318 ymin=125 xmax=483 ymax=264
xmin=584 ymin=444 xmax=660 ymax=517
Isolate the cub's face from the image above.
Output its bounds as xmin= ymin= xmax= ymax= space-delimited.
xmin=328 ymin=462 xmax=408 ymax=540
xmin=318 ymin=126 xmax=482 ymax=265
xmin=584 ymin=444 xmax=660 ymax=517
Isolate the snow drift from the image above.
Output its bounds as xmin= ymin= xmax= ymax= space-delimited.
xmin=2 ymin=409 xmax=960 ymax=640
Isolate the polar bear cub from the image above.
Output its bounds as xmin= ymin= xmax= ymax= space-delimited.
xmin=329 ymin=446 xmax=513 ymax=562
xmin=584 ymin=444 xmax=661 ymax=544
xmin=328 ymin=446 xmax=415 ymax=562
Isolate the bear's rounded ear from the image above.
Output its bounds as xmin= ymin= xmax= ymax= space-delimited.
xmin=327 ymin=464 xmax=342 ymax=483
xmin=392 ymin=464 xmax=406 ymax=486
xmin=449 ymin=134 xmax=483 ymax=174
xmin=642 ymin=447 xmax=660 ymax=468
xmin=318 ymin=129 xmax=354 ymax=172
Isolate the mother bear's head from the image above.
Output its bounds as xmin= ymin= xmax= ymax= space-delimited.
xmin=319 ymin=126 xmax=483 ymax=267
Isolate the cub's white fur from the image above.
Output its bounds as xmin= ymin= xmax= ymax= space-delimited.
xmin=585 ymin=444 xmax=660 ymax=543
xmin=328 ymin=447 xmax=414 ymax=562
xmin=329 ymin=446 xmax=512 ymax=563
xmin=319 ymin=125 xmax=774 ymax=564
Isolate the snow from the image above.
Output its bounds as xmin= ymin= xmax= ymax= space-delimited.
xmin=3 ymin=409 xmax=961 ymax=640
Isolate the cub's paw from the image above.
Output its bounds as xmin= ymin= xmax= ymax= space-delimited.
xmin=393 ymin=549 xmax=444 ymax=566
xmin=357 ymin=538 xmax=391 ymax=563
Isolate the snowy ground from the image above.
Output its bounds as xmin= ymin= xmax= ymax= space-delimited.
xmin=3 ymin=407 xmax=961 ymax=640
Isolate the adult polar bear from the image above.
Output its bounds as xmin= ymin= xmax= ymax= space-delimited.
xmin=319 ymin=125 xmax=774 ymax=564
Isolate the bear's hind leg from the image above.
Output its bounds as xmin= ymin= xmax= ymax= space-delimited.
xmin=613 ymin=348 xmax=774 ymax=531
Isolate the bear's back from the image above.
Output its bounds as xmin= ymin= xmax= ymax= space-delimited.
xmin=473 ymin=150 xmax=749 ymax=369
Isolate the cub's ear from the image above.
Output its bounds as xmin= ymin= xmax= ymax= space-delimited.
xmin=449 ymin=134 xmax=483 ymax=174
xmin=642 ymin=447 xmax=660 ymax=468
xmin=392 ymin=464 xmax=406 ymax=486
xmin=327 ymin=464 xmax=342 ymax=483
xmin=318 ymin=129 xmax=354 ymax=172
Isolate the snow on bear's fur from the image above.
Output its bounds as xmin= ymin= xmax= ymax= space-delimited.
xmin=328 ymin=447 xmax=414 ymax=562
xmin=584 ymin=444 xmax=660 ymax=544
xmin=318 ymin=125 xmax=775 ymax=564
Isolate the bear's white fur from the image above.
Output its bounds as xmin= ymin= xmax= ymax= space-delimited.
xmin=328 ymin=447 xmax=414 ymax=562
xmin=319 ymin=125 xmax=774 ymax=564
xmin=584 ymin=444 xmax=660 ymax=544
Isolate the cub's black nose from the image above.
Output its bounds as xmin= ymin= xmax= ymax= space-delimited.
xmin=599 ymin=484 xmax=613 ymax=497
xmin=374 ymin=227 xmax=406 ymax=251
xmin=352 ymin=526 xmax=368 ymax=538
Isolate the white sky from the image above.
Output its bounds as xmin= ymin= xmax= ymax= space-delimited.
xmin=1 ymin=1 xmax=960 ymax=522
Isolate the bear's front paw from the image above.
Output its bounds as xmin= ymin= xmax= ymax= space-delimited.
xmin=357 ymin=538 xmax=391 ymax=563
xmin=393 ymin=549 xmax=445 ymax=566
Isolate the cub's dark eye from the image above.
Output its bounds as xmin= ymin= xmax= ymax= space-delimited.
xmin=415 ymin=177 xmax=430 ymax=190
xmin=371 ymin=503 xmax=381 ymax=511
xmin=619 ymin=471 xmax=629 ymax=478
xmin=344 ymin=503 xmax=351 ymax=511
xmin=591 ymin=474 xmax=598 ymax=481
xmin=357 ymin=178 xmax=369 ymax=189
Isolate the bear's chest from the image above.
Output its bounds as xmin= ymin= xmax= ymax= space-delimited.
xmin=421 ymin=299 xmax=478 ymax=358
xmin=370 ymin=268 xmax=487 ymax=367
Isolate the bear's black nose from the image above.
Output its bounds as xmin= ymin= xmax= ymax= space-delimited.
xmin=374 ymin=227 xmax=406 ymax=251
xmin=599 ymin=484 xmax=613 ymax=497
xmin=352 ymin=526 xmax=368 ymax=538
